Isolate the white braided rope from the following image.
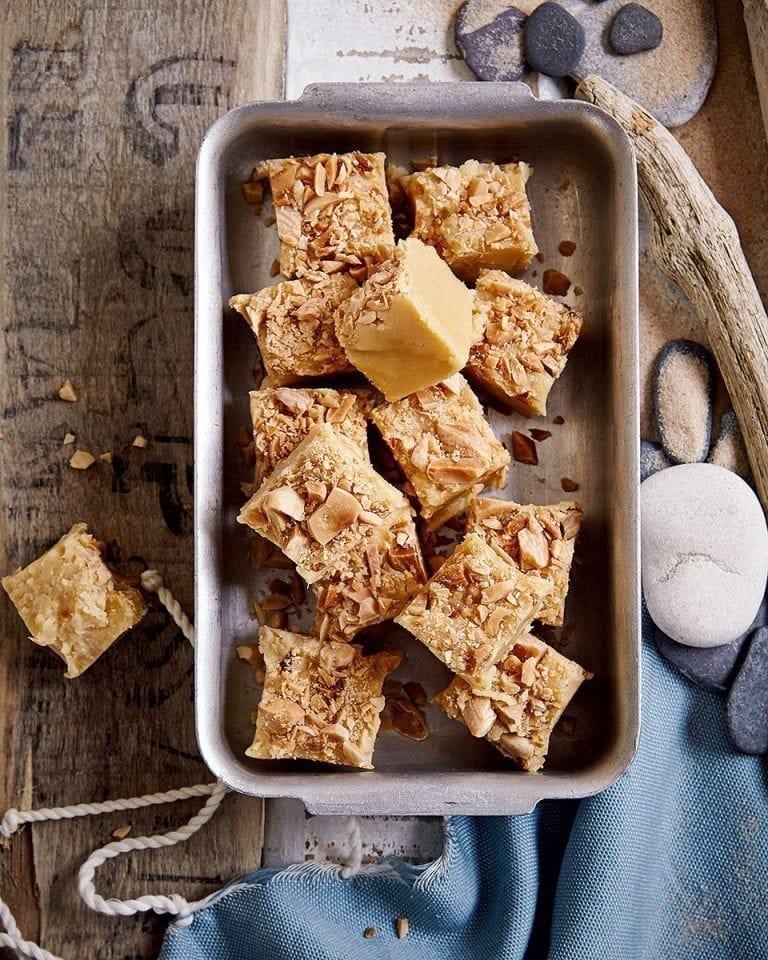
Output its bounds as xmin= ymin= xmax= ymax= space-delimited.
xmin=0 ymin=569 xmax=226 ymax=958
xmin=340 ymin=816 xmax=363 ymax=878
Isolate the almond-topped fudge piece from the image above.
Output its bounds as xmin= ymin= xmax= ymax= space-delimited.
xmin=401 ymin=160 xmax=538 ymax=282
xmin=315 ymin=521 xmax=427 ymax=641
xmin=434 ymin=634 xmax=591 ymax=772
xmin=395 ymin=533 xmax=551 ymax=682
xmin=466 ymin=498 xmax=582 ymax=626
xmin=238 ymin=424 xmax=423 ymax=585
xmin=247 ymin=627 xmax=400 ymax=768
xmin=467 ymin=271 xmax=582 ymax=417
xmin=372 ymin=373 xmax=510 ymax=530
xmin=335 ymin=238 xmax=475 ymax=401
xmin=250 ymin=386 xmax=373 ymax=483
xmin=2 ymin=524 xmax=146 ymax=678
xmin=230 ymin=273 xmax=357 ymax=386
xmin=257 ymin=152 xmax=395 ymax=278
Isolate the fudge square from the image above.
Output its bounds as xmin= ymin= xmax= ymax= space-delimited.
xmin=247 ymin=627 xmax=400 ymax=768
xmin=238 ymin=424 xmax=422 ymax=585
xmin=372 ymin=373 xmax=510 ymax=530
xmin=249 ymin=386 xmax=373 ymax=483
xmin=314 ymin=519 xmax=427 ymax=641
xmin=467 ymin=271 xmax=583 ymax=418
xmin=400 ymin=160 xmax=538 ymax=282
xmin=395 ymin=533 xmax=552 ymax=682
xmin=466 ymin=498 xmax=583 ymax=626
xmin=335 ymin=237 xmax=475 ymax=401
xmin=434 ymin=633 xmax=591 ymax=772
xmin=258 ymin=152 xmax=395 ymax=278
xmin=2 ymin=523 xmax=146 ymax=678
xmin=230 ymin=272 xmax=357 ymax=386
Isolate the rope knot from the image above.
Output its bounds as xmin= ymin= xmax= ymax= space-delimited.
xmin=140 ymin=569 xmax=163 ymax=593
xmin=0 ymin=809 xmax=21 ymax=839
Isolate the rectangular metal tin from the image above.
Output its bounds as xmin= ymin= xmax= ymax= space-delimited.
xmin=195 ymin=82 xmax=640 ymax=815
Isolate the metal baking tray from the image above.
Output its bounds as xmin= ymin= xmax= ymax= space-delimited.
xmin=195 ymin=82 xmax=640 ymax=815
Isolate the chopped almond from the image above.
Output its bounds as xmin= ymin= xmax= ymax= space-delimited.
xmin=132 ymin=435 xmax=148 ymax=449
xmin=69 ymin=450 xmax=95 ymax=470
xmin=63 ymin=433 xmax=75 ymax=445
xmin=58 ymin=379 xmax=78 ymax=402
xmin=511 ymin=432 xmax=538 ymax=465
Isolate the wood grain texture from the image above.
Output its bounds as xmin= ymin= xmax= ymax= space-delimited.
xmin=743 ymin=0 xmax=768 ymax=141
xmin=576 ymin=74 xmax=768 ymax=510
xmin=0 ymin=1 xmax=284 ymax=957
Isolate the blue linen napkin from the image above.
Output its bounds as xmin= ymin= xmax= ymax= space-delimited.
xmin=160 ymin=631 xmax=768 ymax=960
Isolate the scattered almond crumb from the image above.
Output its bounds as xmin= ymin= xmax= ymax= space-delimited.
xmin=63 ymin=432 xmax=75 ymax=445
xmin=269 ymin=259 xmax=281 ymax=277
xmin=58 ymin=379 xmax=78 ymax=402
xmin=573 ymin=285 xmax=584 ymax=296
xmin=558 ymin=240 xmax=576 ymax=256
xmin=132 ymin=435 xmax=148 ymax=449
xmin=388 ymin=699 xmax=429 ymax=741
xmin=561 ymin=477 xmax=579 ymax=492
xmin=511 ymin=432 xmax=538 ymax=466
xmin=553 ymin=415 xmax=565 ymax=425
xmin=534 ymin=251 xmax=545 ymax=263
xmin=542 ymin=269 xmax=571 ymax=297
xmin=69 ymin=450 xmax=95 ymax=470
xmin=263 ymin=214 xmax=276 ymax=227
xmin=99 ymin=452 xmax=113 ymax=464
xmin=529 ymin=429 xmax=551 ymax=442
xmin=111 ymin=824 xmax=131 ymax=840
xmin=242 ymin=180 xmax=263 ymax=206
xmin=363 ymin=928 xmax=376 ymax=939
xmin=403 ymin=681 xmax=427 ymax=705
xmin=396 ymin=917 xmax=409 ymax=939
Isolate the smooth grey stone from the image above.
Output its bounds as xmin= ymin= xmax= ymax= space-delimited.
xmin=609 ymin=3 xmax=663 ymax=55
xmin=455 ymin=0 xmax=527 ymax=82
xmin=640 ymin=439 xmax=671 ymax=482
xmin=523 ymin=2 xmax=585 ymax=78
xmin=653 ymin=339 xmax=715 ymax=465
xmin=727 ymin=626 xmax=768 ymax=755
xmin=642 ymin=464 xmax=768 ymax=648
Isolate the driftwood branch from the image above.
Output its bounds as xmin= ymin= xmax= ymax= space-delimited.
xmin=743 ymin=0 xmax=768 ymax=142
xmin=576 ymin=74 xmax=768 ymax=511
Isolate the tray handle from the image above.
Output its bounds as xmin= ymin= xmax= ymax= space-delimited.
xmin=296 ymin=80 xmax=536 ymax=113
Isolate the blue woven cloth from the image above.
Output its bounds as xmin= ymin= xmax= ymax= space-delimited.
xmin=160 ymin=636 xmax=767 ymax=960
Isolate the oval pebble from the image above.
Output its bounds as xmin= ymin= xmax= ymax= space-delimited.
xmin=727 ymin=626 xmax=768 ymax=754
xmin=642 ymin=463 xmax=768 ymax=648
xmin=609 ymin=3 xmax=663 ymax=55
xmin=523 ymin=2 xmax=585 ymax=78
xmin=454 ymin=0 xmax=527 ymax=82
xmin=653 ymin=339 xmax=715 ymax=465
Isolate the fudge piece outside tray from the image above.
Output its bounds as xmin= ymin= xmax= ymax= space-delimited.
xmin=257 ymin=151 xmax=395 ymax=278
xmin=238 ymin=424 xmax=421 ymax=585
xmin=230 ymin=272 xmax=357 ymax=386
xmin=247 ymin=626 xmax=401 ymax=769
xmin=467 ymin=271 xmax=582 ymax=418
xmin=467 ymin=497 xmax=583 ymax=626
xmin=2 ymin=523 xmax=146 ymax=678
xmin=400 ymin=160 xmax=538 ymax=282
xmin=395 ymin=532 xmax=552 ymax=682
xmin=371 ymin=372 xmax=510 ymax=530
xmin=434 ymin=633 xmax=591 ymax=772
xmin=249 ymin=386 xmax=373 ymax=484
xmin=335 ymin=237 xmax=475 ymax=401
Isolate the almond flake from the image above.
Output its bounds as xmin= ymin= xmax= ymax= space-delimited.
xmin=111 ymin=824 xmax=132 ymax=840
xmin=306 ymin=487 xmax=361 ymax=545
xmin=69 ymin=450 xmax=95 ymax=470
xmin=517 ymin=526 xmax=550 ymax=571
xmin=461 ymin=696 xmax=495 ymax=737
xmin=63 ymin=433 xmax=75 ymax=445
xmin=132 ymin=435 xmax=148 ymax=449
xmin=58 ymin=379 xmax=78 ymax=402
xmin=264 ymin=486 xmax=307 ymax=522
xmin=511 ymin=432 xmax=538 ymax=465
xmin=99 ymin=452 xmax=113 ymax=464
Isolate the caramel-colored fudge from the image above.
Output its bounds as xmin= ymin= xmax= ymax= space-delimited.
xmin=467 ymin=271 xmax=582 ymax=417
xmin=401 ymin=160 xmax=538 ymax=281
xmin=467 ymin=498 xmax=582 ymax=626
xmin=2 ymin=524 xmax=146 ymax=678
xmin=247 ymin=627 xmax=400 ymax=768
xmin=250 ymin=386 xmax=373 ymax=483
xmin=372 ymin=373 xmax=510 ymax=530
xmin=335 ymin=238 xmax=475 ymax=400
xmin=238 ymin=424 xmax=422 ymax=585
xmin=258 ymin=152 xmax=395 ymax=278
xmin=434 ymin=634 xmax=590 ymax=772
xmin=230 ymin=273 xmax=357 ymax=386
xmin=315 ymin=520 xmax=427 ymax=641
xmin=395 ymin=533 xmax=551 ymax=682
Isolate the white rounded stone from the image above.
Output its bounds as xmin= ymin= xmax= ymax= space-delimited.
xmin=641 ymin=463 xmax=768 ymax=648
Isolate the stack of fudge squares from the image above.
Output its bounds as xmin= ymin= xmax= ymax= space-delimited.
xmin=231 ymin=151 xmax=590 ymax=774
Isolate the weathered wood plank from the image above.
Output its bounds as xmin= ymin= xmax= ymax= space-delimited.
xmin=0 ymin=2 xmax=284 ymax=957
